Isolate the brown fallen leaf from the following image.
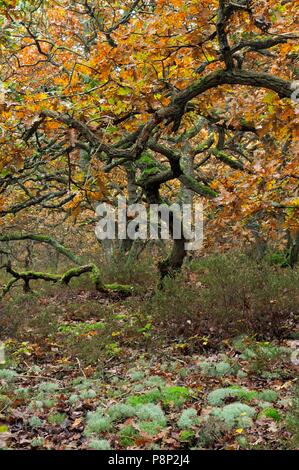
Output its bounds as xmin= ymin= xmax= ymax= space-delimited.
xmin=71 ymin=417 xmax=83 ymax=429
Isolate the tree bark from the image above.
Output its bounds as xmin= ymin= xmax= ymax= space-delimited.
xmin=289 ymin=229 xmax=299 ymax=267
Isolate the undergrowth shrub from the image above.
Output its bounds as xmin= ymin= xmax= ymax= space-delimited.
xmin=233 ymin=336 xmax=291 ymax=376
xmin=101 ymin=251 xmax=157 ymax=290
xmin=197 ymin=416 xmax=228 ymax=448
xmin=61 ymin=332 xmax=122 ymax=365
xmin=145 ymin=252 xmax=298 ymax=342
xmin=145 ymin=274 xmax=201 ymax=337
xmin=190 ymin=252 xmax=299 ymax=339
xmin=1 ymin=250 xmax=297 ymax=365
xmin=0 ymin=296 xmax=59 ymax=342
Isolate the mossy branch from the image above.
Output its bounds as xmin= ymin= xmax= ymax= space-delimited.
xmin=211 ymin=149 xmax=244 ymax=171
xmin=0 ymin=262 xmax=133 ymax=298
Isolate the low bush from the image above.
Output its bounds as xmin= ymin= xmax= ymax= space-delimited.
xmin=233 ymin=336 xmax=291 ymax=376
xmin=145 ymin=252 xmax=298 ymax=342
xmin=191 ymin=252 xmax=298 ymax=338
xmin=101 ymin=251 xmax=158 ymax=291
xmin=144 ymin=274 xmax=201 ymax=338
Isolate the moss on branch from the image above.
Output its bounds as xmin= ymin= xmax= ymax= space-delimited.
xmin=0 ymin=262 xmax=133 ymax=298
xmin=212 ymin=149 xmax=244 ymax=170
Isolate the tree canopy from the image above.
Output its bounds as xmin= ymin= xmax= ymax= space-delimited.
xmin=0 ymin=0 xmax=298 ymax=272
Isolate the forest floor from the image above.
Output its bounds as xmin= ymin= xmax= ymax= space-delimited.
xmin=0 ymin=274 xmax=298 ymax=451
